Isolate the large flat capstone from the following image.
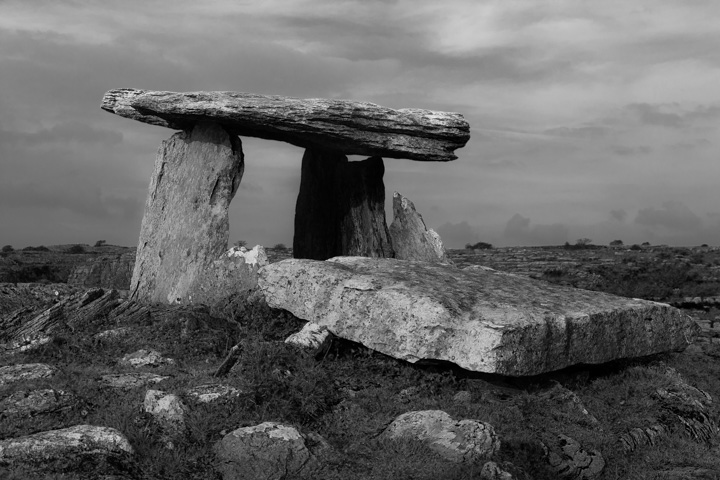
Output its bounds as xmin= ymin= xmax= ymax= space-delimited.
xmin=258 ymin=258 xmax=699 ymax=376
xmin=102 ymin=89 xmax=470 ymax=161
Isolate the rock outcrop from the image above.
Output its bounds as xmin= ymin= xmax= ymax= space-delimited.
xmin=130 ymin=121 xmax=244 ymax=305
xmin=259 ymin=257 xmax=699 ymax=376
xmin=389 ymin=192 xmax=449 ymax=263
xmin=293 ymin=151 xmax=393 ymax=260
xmin=102 ymin=89 xmax=470 ymax=162
xmin=67 ymin=252 xmax=135 ymax=289
xmin=381 ymin=410 xmax=500 ymax=463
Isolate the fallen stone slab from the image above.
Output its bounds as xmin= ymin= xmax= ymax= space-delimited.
xmin=118 ymin=349 xmax=175 ymax=368
xmin=380 ymin=410 xmax=500 ymax=463
xmin=259 ymin=258 xmax=699 ymax=376
xmin=0 ymin=425 xmax=135 ymax=472
xmin=0 ymin=363 xmax=57 ymax=386
xmin=102 ymin=89 xmax=470 ymax=162
xmin=185 ymin=383 xmax=241 ymax=403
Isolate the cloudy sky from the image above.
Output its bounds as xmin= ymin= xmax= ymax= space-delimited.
xmin=1 ymin=0 xmax=719 ymax=249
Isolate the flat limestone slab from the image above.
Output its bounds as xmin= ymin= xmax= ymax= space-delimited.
xmin=102 ymin=88 xmax=470 ymax=161
xmin=258 ymin=257 xmax=699 ymax=376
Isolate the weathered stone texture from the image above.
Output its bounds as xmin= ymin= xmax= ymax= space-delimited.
xmin=102 ymin=89 xmax=470 ymax=162
xmin=130 ymin=121 xmax=244 ymax=304
xmin=389 ymin=191 xmax=449 ymax=263
xmin=293 ymin=150 xmax=393 ymax=260
xmin=259 ymin=257 xmax=699 ymax=376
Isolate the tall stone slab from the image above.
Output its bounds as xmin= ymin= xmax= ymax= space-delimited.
xmin=293 ymin=149 xmax=393 ymax=260
xmin=389 ymin=192 xmax=449 ymax=263
xmin=130 ymin=121 xmax=244 ymax=304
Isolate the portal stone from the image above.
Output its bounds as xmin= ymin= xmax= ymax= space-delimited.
xmin=389 ymin=191 xmax=449 ymax=263
xmin=293 ymin=149 xmax=393 ymax=260
xmin=130 ymin=121 xmax=244 ymax=304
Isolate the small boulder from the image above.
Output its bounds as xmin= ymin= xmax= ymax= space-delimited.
xmin=119 ymin=349 xmax=175 ymax=368
xmin=0 ymin=389 xmax=77 ymax=417
xmin=185 ymin=383 xmax=241 ymax=403
xmin=99 ymin=372 xmax=169 ymax=390
xmin=0 ymin=363 xmax=57 ymax=386
xmin=453 ymin=391 xmax=472 ymax=404
xmin=380 ymin=410 xmax=500 ymax=463
xmin=214 ymin=422 xmax=332 ymax=480
xmin=389 ymin=192 xmax=450 ymax=263
xmin=144 ymin=389 xmax=187 ymax=432
xmin=542 ymin=434 xmax=605 ymax=479
xmin=284 ymin=322 xmax=333 ymax=357
xmin=0 ymin=425 xmax=134 ymax=472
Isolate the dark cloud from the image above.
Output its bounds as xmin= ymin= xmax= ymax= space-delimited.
xmin=610 ymin=209 xmax=627 ymax=222
xmin=634 ymin=201 xmax=703 ymax=231
xmin=610 ymin=145 xmax=652 ymax=156
xmin=626 ymin=103 xmax=683 ymax=127
xmin=503 ymin=213 xmax=569 ymax=246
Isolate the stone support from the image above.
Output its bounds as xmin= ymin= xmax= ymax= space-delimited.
xmin=293 ymin=149 xmax=393 ymax=260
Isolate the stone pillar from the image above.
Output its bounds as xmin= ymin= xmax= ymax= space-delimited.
xmin=293 ymin=149 xmax=393 ymax=260
xmin=130 ymin=121 xmax=244 ymax=304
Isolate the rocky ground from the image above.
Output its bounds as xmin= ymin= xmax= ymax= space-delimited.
xmin=0 ymin=246 xmax=719 ymax=479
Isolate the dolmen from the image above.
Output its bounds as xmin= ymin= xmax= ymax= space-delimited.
xmin=102 ymin=89 xmax=469 ymax=306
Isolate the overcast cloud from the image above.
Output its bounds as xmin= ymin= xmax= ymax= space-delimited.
xmin=1 ymin=0 xmax=718 ymax=248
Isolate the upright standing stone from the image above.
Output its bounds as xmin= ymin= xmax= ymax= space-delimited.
xmin=293 ymin=149 xmax=393 ymax=260
xmin=130 ymin=121 xmax=244 ymax=304
xmin=389 ymin=191 xmax=449 ymax=263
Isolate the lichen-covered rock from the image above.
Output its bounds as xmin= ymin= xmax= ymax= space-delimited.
xmin=284 ymin=322 xmax=333 ymax=357
xmin=259 ymin=257 xmax=699 ymax=376
xmin=185 ymin=384 xmax=241 ymax=403
xmin=380 ymin=410 xmax=499 ymax=463
xmin=100 ymin=372 xmax=169 ymax=390
xmin=0 ymin=363 xmax=57 ymax=386
xmin=0 ymin=389 xmax=77 ymax=417
xmin=118 ymin=349 xmax=175 ymax=368
xmin=144 ymin=390 xmax=187 ymax=431
xmin=214 ymin=422 xmax=332 ymax=480
xmin=389 ymin=192 xmax=449 ymax=263
xmin=130 ymin=121 xmax=244 ymax=305
xmin=542 ymin=434 xmax=605 ymax=479
xmin=0 ymin=425 xmax=134 ymax=471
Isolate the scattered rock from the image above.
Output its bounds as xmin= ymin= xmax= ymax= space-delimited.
xmin=214 ymin=422 xmax=333 ymax=480
xmin=100 ymin=372 xmax=170 ymax=390
xmin=389 ymin=192 xmax=450 ymax=264
xmin=119 ymin=349 xmax=175 ymax=368
xmin=284 ymin=322 xmax=333 ymax=357
xmin=0 ymin=425 xmax=134 ymax=473
xmin=94 ymin=327 xmax=133 ymax=340
xmin=380 ymin=410 xmax=500 ymax=463
xmin=102 ymin=88 xmax=471 ymax=162
xmin=0 ymin=388 xmax=77 ymax=417
xmin=144 ymin=389 xmax=187 ymax=432
xmin=259 ymin=257 xmax=699 ymax=375
xmin=185 ymin=383 xmax=241 ymax=403
xmin=481 ymin=461 xmax=529 ymax=480
xmin=0 ymin=363 xmax=57 ymax=386
xmin=619 ymin=425 xmax=668 ymax=453
xmin=453 ymin=391 xmax=472 ymax=404
xmin=130 ymin=121 xmax=244 ymax=306
xmin=537 ymin=384 xmax=599 ymax=425
xmin=542 ymin=434 xmax=605 ymax=479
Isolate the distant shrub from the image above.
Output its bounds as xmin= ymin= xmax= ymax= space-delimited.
xmin=609 ymin=240 xmax=623 ymax=246
xmin=67 ymin=244 xmax=86 ymax=254
xmin=94 ymin=240 xmax=107 ymax=247
xmin=465 ymin=241 xmax=493 ymax=250
xmin=630 ymin=244 xmax=642 ymax=251
xmin=564 ymin=238 xmax=595 ymax=250
xmin=1 ymin=245 xmax=13 ymax=253
xmin=641 ymin=241 xmax=651 ymax=246
xmin=22 ymin=245 xmax=50 ymax=252
xmin=272 ymin=243 xmax=287 ymax=250
xmin=233 ymin=240 xmax=247 ymax=248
